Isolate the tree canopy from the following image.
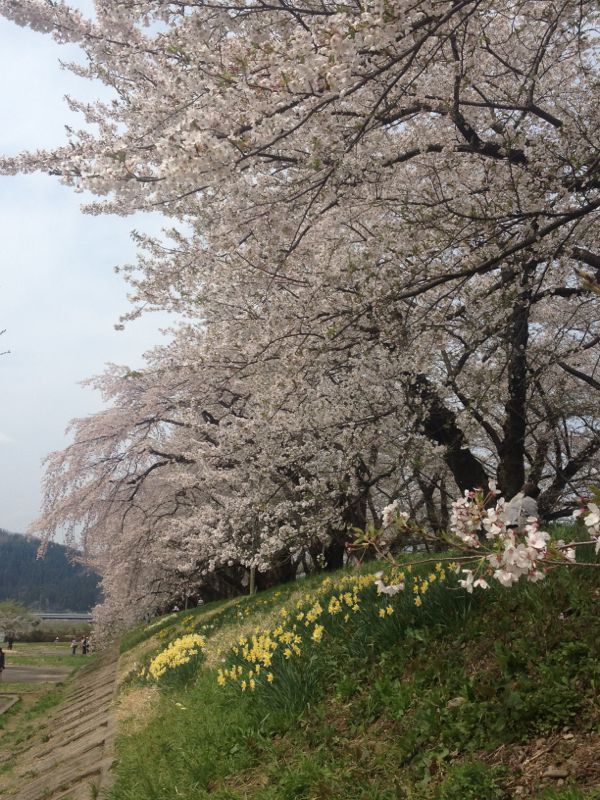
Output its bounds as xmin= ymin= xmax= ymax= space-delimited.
xmin=0 ymin=599 xmax=38 ymax=636
xmin=2 ymin=0 xmax=598 ymax=630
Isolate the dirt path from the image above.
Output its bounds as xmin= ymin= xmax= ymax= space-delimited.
xmin=0 ymin=648 xmax=119 ymax=800
xmin=1 ymin=665 xmax=73 ymax=684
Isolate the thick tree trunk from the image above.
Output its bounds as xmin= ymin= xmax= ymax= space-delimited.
xmin=324 ymin=538 xmax=346 ymax=571
xmin=256 ymin=554 xmax=298 ymax=590
xmin=439 ymin=477 xmax=450 ymax=531
xmin=416 ymin=473 xmax=441 ymax=531
xmin=408 ymin=375 xmax=489 ymax=492
xmin=199 ymin=566 xmax=246 ymax=601
xmin=496 ymin=265 xmax=534 ymax=498
xmin=325 ymin=480 xmax=369 ymax=570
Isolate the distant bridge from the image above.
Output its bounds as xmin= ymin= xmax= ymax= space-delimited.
xmin=33 ymin=612 xmax=93 ymax=623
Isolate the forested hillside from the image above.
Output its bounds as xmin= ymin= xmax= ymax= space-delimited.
xmin=0 ymin=529 xmax=100 ymax=612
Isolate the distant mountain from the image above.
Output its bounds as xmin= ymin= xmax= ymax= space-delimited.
xmin=0 ymin=529 xmax=101 ymax=612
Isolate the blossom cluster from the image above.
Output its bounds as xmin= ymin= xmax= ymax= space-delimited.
xmin=452 ymin=490 xmax=579 ymax=590
xmin=376 ymin=489 xmax=597 ymax=597
xmin=10 ymin=0 xmax=598 ymax=635
xmin=381 ymin=501 xmax=409 ymax=529
xmin=573 ymin=502 xmax=600 ymax=553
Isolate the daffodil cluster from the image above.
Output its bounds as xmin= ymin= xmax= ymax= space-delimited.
xmin=217 ymin=565 xmax=418 ymax=691
xmin=147 ymin=633 xmax=207 ymax=681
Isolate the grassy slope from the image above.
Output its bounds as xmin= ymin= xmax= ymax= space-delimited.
xmin=110 ymin=555 xmax=599 ymax=800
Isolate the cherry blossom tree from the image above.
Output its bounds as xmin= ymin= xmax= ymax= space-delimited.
xmin=2 ymin=0 xmax=599 ymax=627
xmin=0 ymin=600 xmax=38 ymax=638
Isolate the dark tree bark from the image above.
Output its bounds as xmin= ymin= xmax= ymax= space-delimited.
xmin=324 ymin=537 xmax=347 ymax=571
xmin=416 ymin=472 xmax=442 ymax=532
xmin=496 ymin=264 xmax=534 ymax=497
xmin=539 ymin=438 xmax=600 ymax=518
xmin=325 ymin=472 xmax=369 ymax=570
xmin=439 ymin=477 xmax=450 ymax=531
xmin=528 ymin=435 xmax=550 ymax=486
xmin=199 ymin=565 xmax=246 ymax=601
xmin=256 ymin=554 xmax=298 ymax=589
xmin=407 ymin=374 xmax=489 ymax=492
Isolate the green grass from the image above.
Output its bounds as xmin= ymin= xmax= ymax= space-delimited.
xmin=2 ymin=641 xmax=91 ymax=666
xmin=535 ymin=791 xmax=600 ymax=800
xmin=6 ymin=654 xmax=88 ymax=667
xmin=119 ymin=570 xmax=342 ymax=656
xmin=25 ymin=687 xmax=65 ymax=718
xmin=108 ymin=559 xmax=600 ymax=800
xmin=0 ymin=682 xmax=69 ymax=757
xmin=434 ymin=762 xmax=508 ymax=800
xmin=0 ymin=639 xmax=84 ymax=752
xmin=0 ymin=681 xmax=58 ymax=694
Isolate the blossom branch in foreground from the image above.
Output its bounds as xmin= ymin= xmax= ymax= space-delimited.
xmin=354 ymin=489 xmax=600 ymax=597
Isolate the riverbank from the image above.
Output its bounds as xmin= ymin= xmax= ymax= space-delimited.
xmin=0 ymin=559 xmax=598 ymax=800
xmin=0 ymin=643 xmax=117 ymax=800
xmin=110 ymin=560 xmax=600 ymax=800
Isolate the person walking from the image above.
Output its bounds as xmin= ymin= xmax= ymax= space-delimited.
xmin=70 ymin=638 xmax=78 ymax=655
xmin=0 ymin=647 xmax=5 ymax=681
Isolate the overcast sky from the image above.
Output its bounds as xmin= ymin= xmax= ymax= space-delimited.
xmin=0 ymin=7 xmax=170 ymax=534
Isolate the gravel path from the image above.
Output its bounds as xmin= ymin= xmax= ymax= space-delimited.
xmin=0 ymin=648 xmax=119 ymax=800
